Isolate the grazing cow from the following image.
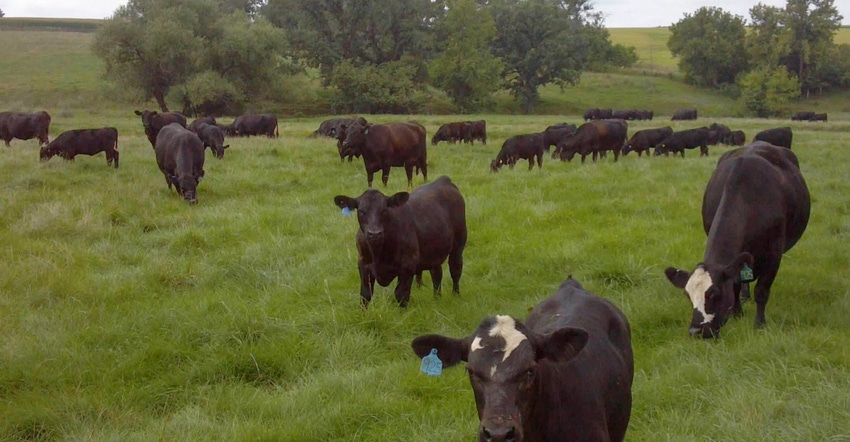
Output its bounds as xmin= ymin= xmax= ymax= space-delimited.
xmin=665 ymin=142 xmax=810 ymax=338
xmin=597 ymin=108 xmax=613 ymax=119
xmin=655 ymin=127 xmax=711 ymax=157
xmin=432 ymin=122 xmax=470 ymax=145
xmin=311 ymin=117 xmax=367 ymax=138
xmin=412 ymin=276 xmax=633 ymax=442
xmin=728 ymin=130 xmax=746 ymax=146
xmin=490 ymin=133 xmax=546 ymax=172
xmin=134 ymin=110 xmax=187 ymax=148
xmin=0 ymin=111 xmax=51 ymax=147
xmin=635 ymin=110 xmax=654 ymax=121
xmin=333 ymin=176 xmax=466 ymax=308
xmin=753 ymin=127 xmax=792 ymax=149
xmin=554 ymin=119 xmax=628 ymax=163
xmin=612 ymin=109 xmax=636 ymax=120
xmin=39 ymin=128 xmax=119 ymax=168
xmin=671 ymin=108 xmax=698 ymax=121
xmin=195 ymin=123 xmax=229 ymax=159
xmin=341 ymin=122 xmax=428 ymax=188
xmin=154 ymin=123 xmax=206 ymax=204
xmin=708 ymin=123 xmax=732 ymax=144
xmin=791 ymin=111 xmax=815 ymax=121
xmin=230 ymin=114 xmax=279 ymax=138
xmin=809 ymin=113 xmax=827 ymax=122
xmin=466 ymin=120 xmax=487 ymax=145
xmin=622 ymin=126 xmax=672 ymax=157
xmin=188 ymin=116 xmax=217 ymax=133
xmin=542 ymin=123 xmax=576 ymax=152
xmin=583 ymin=108 xmax=599 ymax=121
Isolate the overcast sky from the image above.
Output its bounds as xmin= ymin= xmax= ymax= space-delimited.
xmin=1 ymin=0 xmax=847 ymax=28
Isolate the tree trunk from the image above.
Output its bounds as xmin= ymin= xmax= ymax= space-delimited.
xmin=153 ymin=85 xmax=170 ymax=112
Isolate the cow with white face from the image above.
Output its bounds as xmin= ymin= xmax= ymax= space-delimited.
xmin=665 ymin=142 xmax=810 ymax=338
xmin=412 ymin=277 xmax=633 ymax=442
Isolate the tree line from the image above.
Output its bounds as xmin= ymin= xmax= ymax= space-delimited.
xmin=667 ymin=0 xmax=847 ymax=116
xmin=92 ymin=0 xmax=636 ymax=115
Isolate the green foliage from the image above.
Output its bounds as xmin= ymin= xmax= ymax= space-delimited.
xmin=584 ymin=26 xmax=639 ymax=71
xmin=668 ymin=6 xmax=748 ymax=87
xmin=329 ymin=60 xmax=425 ymax=113
xmin=182 ymin=71 xmax=245 ymax=116
xmin=490 ymin=0 xmax=593 ymax=114
xmin=738 ymin=66 xmax=801 ymax=117
xmin=429 ymin=0 xmax=503 ymax=112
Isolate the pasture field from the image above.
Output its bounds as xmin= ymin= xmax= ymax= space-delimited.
xmin=1 ymin=114 xmax=849 ymax=440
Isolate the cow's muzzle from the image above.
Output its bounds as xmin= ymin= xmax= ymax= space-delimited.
xmin=480 ymin=416 xmax=520 ymax=442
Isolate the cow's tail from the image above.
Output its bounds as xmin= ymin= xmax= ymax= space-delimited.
xmin=275 ymin=123 xmax=280 ymax=138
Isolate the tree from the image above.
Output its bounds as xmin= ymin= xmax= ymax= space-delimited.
xmin=0 ymin=8 xmax=5 ymax=18
xmin=490 ymin=0 xmax=593 ymax=114
xmin=667 ymin=7 xmax=748 ymax=88
xmin=429 ymin=0 xmax=503 ymax=111
xmin=738 ymin=66 xmax=800 ymax=117
xmin=780 ymin=0 xmax=843 ymax=95
xmin=747 ymin=3 xmax=790 ymax=67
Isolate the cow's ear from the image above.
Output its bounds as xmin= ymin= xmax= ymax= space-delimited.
xmin=722 ymin=252 xmax=754 ymax=280
xmin=364 ymin=123 xmax=372 ymax=134
xmin=411 ymin=334 xmax=470 ymax=368
xmin=387 ymin=192 xmax=409 ymax=208
xmin=334 ymin=195 xmax=357 ymax=210
xmin=223 ymin=144 xmax=230 ymax=150
xmin=535 ymin=327 xmax=588 ymax=363
xmin=134 ymin=110 xmax=142 ymax=116
xmin=665 ymin=267 xmax=690 ymax=289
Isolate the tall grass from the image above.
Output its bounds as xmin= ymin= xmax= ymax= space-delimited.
xmin=1 ymin=114 xmax=848 ymax=440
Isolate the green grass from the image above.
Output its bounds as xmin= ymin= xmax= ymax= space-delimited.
xmin=608 ymin=27 xmax=678 ymax=75
xmin=1 ymin=114 xmax=849 ymax=440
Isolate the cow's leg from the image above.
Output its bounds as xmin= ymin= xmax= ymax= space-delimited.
xmin=732 ymin=282 xmax=744 ymax=318
xmin=592 ymin=151 xmax=598 ymax=162
xmin=113 ymin=150 xmax=120 ymax=169
xmin=163 ymin=174 xmax=173 ymax=190
xmin=740 ymin=282 xmax=751 ymax=302
xmin=359 ymin=262 xmax=374 ymax=309
xmin=449 ymin=251 xmax=463 ymax=295
xmin=419 ymin=159 xmax=428 ymax=182
xmin=753 ymin=258 xmax=781 ymax=328
xmin=537 ymin=154 xmax=542 ymax=169
xmin=430 ymin=266 xmax=443 ymax=296
xmin=394 ymin=273 xmax=414 ymax=308
xmin=415 ymin=271 xmax=424 ymax=288
xmin=366 ymin=169 xmax=375 ymax=188
xmin=4 ymin=138 xmax=10 ymax=147
xmin=613 ymin=149 xmax=620 ymax=162
xmin=528 ymin=158 xmax=534 ymax=170
xmin=405 ymin=164 xmax=414 ymax=188
xmin=381 ymin=167 xmax=391 ymax=186
xmin=581 ymin=154 xmax=587 ymax=163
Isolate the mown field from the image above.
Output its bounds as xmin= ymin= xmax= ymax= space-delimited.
xmin=1 ymin=113 xmax=849 ymax=440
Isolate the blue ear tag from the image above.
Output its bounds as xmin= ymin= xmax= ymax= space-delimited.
xmin=341 ymin=207 xmax=352 ymax=216
xmin=740 ymin=263 xmax=754 ymax=283
xmin=420 ymin=348 xmax=443 ymax=376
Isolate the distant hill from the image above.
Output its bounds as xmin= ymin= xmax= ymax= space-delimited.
xmin=0 ymin=17 xmax=101 ymax=33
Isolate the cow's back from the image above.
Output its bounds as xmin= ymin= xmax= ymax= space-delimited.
xmin=367 ymin=122 xmax=426 ymax=160
xmin=525 ymin=278 xmax=633 ymax=441
xmin=155 ymin=124 xmax=204 ymax=173
xmin=405 ymin=176 xmax=466 ymax=267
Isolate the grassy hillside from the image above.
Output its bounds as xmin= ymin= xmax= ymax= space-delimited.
xmin=1 ymin=114 xmax=849 ymax=440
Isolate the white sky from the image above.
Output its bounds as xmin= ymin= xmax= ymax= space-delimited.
xmin=0 ymin=0 xmax=847 ymax=28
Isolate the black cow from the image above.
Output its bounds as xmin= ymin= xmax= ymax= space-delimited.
xmin=753 ymin=127 xmax=792 ymax=149
xmin=597 ymin=108 xmax=613 ymax=119
xmin=635 ymin=110 xmax=654 ymax=121
xmin=665 ymin=142 xmax=810 ymax=338
xmin=134 ymin=110 xmax=187 ymax=148
xmin=655 ymin=127 xmax=710 ymax=157
xmin=311 ymin=117 xmax=368 ymax=138
xmin=708 ymin=123 xmax=732 ymax=144
xmin=230 ymin=114 xmax=279 ymax=138
xmin=154 ymin=123 xmax=206 ymax=204
xmin=490 ymin=133 xmax=546 ymax=172
xmin=0 ymin=111 xmax=51 ymax=147
xmin=195 ymin=123 xmax=229 ymax=159
xmin=809 ymin=113 xmax=827 ymax=122
xmin=412 ymin=276 xmax=633 ymax=441
xmin=612 ymin=109 xmax=636 ymax=120
xmin=791 ymin=111 xmax=815 ymax=121
xmin=432 ymin=122 xmax=470 ymax=145
xmin=341 ymin=122 xmax=428 ymax=187
xmin=554 ymin=119 xmax=628 ymax=163
xmin=671 ymin=108 xmax=698 ymax=121
xmin=622 ymin=126 xmax=672 ymax=157
xmin=333 ymin=176 xmax=467 ymax=308
xmin=728 ymin=130 xmax=746 ymax=146
xmin=542 ymin=123 xmax=576 ymax=151
xmin=583 ymin=108 xmax=599 ymax=121
xmin=39 ymin=128 xmax=119 ymax=168
xmin=188 ymin=116 xmax=217 ymax=133
xmin=466 ymin=120 xmax=487 ymax=145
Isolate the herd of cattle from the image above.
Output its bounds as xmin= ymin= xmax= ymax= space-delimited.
xmin=2 ymin=107 xmax=818 ymax=440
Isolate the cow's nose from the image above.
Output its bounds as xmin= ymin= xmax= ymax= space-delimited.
xmin=688 ymin=327 xmax=701 ymax=336
xmin=481 ymin=425 xmax=517 ymax=442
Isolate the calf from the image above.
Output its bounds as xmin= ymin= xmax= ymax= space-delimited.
xmin=333 ymin=176 xmax=467 ymax=308
xmin=432 ymin=122 xmax=470 ymax=145
xmin=555 ymin=119 xmax=628 ymax=163
xmin=412 ymin=276 xmax=633 ymax=441
xmin=39 ymin=128 xmax=119 ymax=168
xmin=753 ymin=127 xmax=792 ymax=149
xmin=655 ymin=127 xmax=710 ymax=157
xmin=664 ymin=142 xmax=810 ymax=338
xmin=134 ymin=110 xmax=187 ymax=148
xmin=341 ymin=121 xmax=428 ymax=187
xmin=622 ymin=126 xmax=672 ymax=157
xmin=0 ymin=111 xmax=51 ymax=147
xmin=195 ymin=123 xmax=229 ymax=159
xmin=188 ymin=116 xmax=217 ymax=133
xmin=490 ymin=133 xmax=546 ymax=172
xmin=155 ymin=123 xmax=206 ymax=204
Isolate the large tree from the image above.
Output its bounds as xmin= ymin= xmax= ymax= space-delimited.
xmin=490 ymin=0 xmax=593 ymax=114
xmin=780 ymin=0 xmax=843 ymax=95
xmin=667 ymin=7 xmax=749 ymax=88
xmin=429 ymin=0 xmax=503 ymax=111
